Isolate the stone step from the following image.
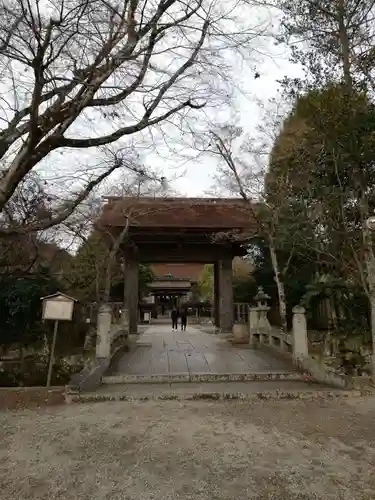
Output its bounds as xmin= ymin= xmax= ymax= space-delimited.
xmin=102 ymin=371 xmax=310 ymax=385
xmin=66 ymin=380 xmax=371 ymax=404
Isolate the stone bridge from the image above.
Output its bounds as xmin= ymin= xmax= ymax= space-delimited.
xmin=71 ymin=290 xmax=350 ymax=392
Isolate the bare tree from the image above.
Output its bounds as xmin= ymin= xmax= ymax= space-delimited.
xmin=274 ymin=0 xmax=375 ymax=92
xmin=99 ymin=174 xmax=172 ymax=304
xmin=0 ymin=173 xmax=52 ymax=275
xmin=64 ymin=169 xmax=173 ymax=304
xmin=0 ymin=0 xmax=265 ymax=234
xmin=206 ymin=124 xmax=299 ymax=332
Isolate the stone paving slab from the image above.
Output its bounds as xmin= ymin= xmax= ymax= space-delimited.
xmin=107 ymin=324 xmax=297 ymax=377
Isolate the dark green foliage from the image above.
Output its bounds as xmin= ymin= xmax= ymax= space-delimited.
xmin=109 ymin=264 xmax=154 ymax=301
xmin=138 ymin=264 xmax=154 ymax=295
xmin=64 ymin=230 xmax=154 ymax=302
xmin=301 ymin=277 xmax=370 ymax=333
xmin=233 ymin=277 xmax=257 ymax=303
xmin=250 ymin=237 xmax=317 ymax=327
xmin=0 ymin=353 xmax=86 ymax=387
xmin=0 ymin=271 xmax=60 ymax=348
xmin=264 ymin=85 xmax=375 ymax=326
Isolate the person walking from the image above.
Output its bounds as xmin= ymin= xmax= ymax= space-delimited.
xmin=180 ymin=307 xmax=187 ymax=331
xmin=171 ymin=307 xmax=178 ymax=331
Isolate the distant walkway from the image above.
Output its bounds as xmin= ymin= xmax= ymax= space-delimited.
xmin=107 ymin=324 xmax=297 ymax=376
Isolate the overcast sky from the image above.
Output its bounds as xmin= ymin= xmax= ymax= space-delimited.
xmin=149 ymin=39 xmax=303 ymax=197
xmin=1 ymin=2 xmax=304 ymax=206
xmin=93 ymin=6 xmax=305 ymax=200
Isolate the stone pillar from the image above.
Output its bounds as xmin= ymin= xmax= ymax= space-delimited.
xmin=248 ymin=307 xmax=258 ymax=345
xmin=218 ymin=258 xmax=233 ymax=333
xmin=96 ymin=304 xmax=112 ymax=359
xmin=125 ymin=253 xmax=139 ymax=335
xmin=292 ymin=305 xmax=308 ymax=359
xmin=120 ymin=307 xmax=128 ymax=329
xmin=213 ymin=261 xmax=220 ymax=327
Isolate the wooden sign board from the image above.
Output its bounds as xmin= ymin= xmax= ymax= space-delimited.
xmin=41 ymin=292 xmax=76 ymax=321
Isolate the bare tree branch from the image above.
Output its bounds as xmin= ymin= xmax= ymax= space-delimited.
xmin=0 ymin=0 xmax=260 ymax=228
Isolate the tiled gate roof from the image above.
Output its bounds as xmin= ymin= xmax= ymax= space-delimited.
xmin=100 ymin=197 xmax=255 ymax=230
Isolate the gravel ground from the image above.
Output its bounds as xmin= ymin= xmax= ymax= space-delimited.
xmin=1 ymin=397 xmax=375 ymax=500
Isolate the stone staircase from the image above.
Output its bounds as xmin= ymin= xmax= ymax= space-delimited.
xmin=102 ymin=370 xmax=308 ymax=385
xmin=66 ymin=366 xmax=373 ymax=404
xmin=67 ymin=378 xmax=369 ymax=404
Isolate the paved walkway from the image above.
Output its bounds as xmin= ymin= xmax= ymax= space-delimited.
xmin=107 ymin=324 xmax=296 ymax=376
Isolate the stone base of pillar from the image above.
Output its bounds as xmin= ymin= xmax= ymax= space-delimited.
xmin=128 ymin=332 xmax=139 ymax=343
xmin=232 ymin=323 xmax=249 ymax=343
xmin=218 ymin=329 xmax=234 ymax=339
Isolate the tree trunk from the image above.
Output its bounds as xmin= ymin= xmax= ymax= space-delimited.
xmin=359 ymin=194 xmax=375 ymax=383
xmin=101 ymin=217 xmax=130 ymax=304
xmin=338 ymin=0 xmax=353 ymax=91
xmin=102 ymin=249 xmax=117 ymax=304
xmin=269 ymin=238 xmax=288 ymax=333
xmin=369 ymin=294 xmax=375 ymax=384
xmin=365 ymin=253 xmax=375 ymax=384
xmin=19 ymin=344 xmax=24 ymax=387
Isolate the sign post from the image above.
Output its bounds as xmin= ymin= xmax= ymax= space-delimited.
xmin=41 ymin=292 xmax=77 ymax=388
xmin=46 ymin=320 xmax=59 ymax=388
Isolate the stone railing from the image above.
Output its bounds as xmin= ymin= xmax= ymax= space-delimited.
xmin=233 ymin=303 xmax=249 ymax=323
xmin=233 ymin=302 xmax=306 ymax=359
xmin=69 ymin=304 xmax=130 ymax=392
xmin=233 ymin=292 xmax=349 ymax=388
xmin=233 ymin=288 xmax=309 ymax=365
xmin=96 ymin=304 xmax=130 ymax=360
xmin=83 ymin=301 xmax=124 ymax=326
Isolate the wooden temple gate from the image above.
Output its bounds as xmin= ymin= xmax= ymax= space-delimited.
xmin=98 ymin=197 xmax=254 ymax=334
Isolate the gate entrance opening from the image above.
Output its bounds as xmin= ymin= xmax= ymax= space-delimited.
xmin=99 ymin=197 xmax=254 ymax=334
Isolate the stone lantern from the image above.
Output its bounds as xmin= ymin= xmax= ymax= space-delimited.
xmin=253 ymin=286 xmax=271 ymax=342
xmin=254 ymin=286 xmax=270 ymax=308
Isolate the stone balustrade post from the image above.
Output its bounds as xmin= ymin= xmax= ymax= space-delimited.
xmin=248 ymin=306 xmax=258 ymax=345
xmin=96 ymin=304 xmax=112 ymax=360
xmin=292 ymin=305 xmax=308 ymax=360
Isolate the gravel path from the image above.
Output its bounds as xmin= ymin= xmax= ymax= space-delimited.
xmin=1 ymin=397 xmax=375 ymax=500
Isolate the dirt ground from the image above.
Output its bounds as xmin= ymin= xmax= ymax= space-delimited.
xmin=1 ymin=397 xmax=375 ymax=500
